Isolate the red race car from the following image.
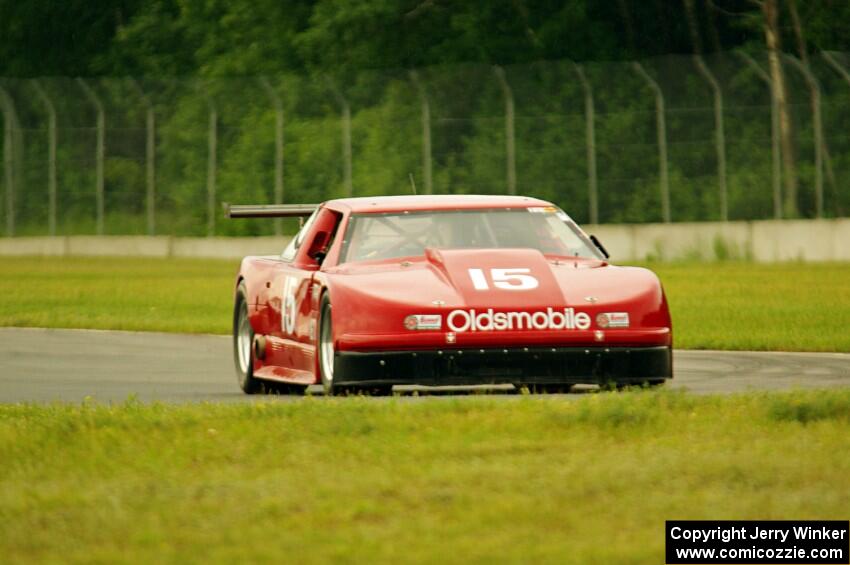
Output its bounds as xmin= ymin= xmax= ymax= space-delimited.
xmin=230 ymin=195 xmax=672 ymax=395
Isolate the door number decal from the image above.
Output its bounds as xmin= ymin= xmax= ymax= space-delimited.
xmin=282 ymin=276 xmax=298 ymax=334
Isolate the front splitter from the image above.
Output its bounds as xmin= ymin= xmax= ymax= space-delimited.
xmin=333 ymin=345 xmax=673 ymax=386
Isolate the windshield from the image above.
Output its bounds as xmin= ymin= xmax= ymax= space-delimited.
xmin=340 ymin=208 xmax=602 ymax=263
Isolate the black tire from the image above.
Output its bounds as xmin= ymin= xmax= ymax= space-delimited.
xmin=318 ymin=293 xmax=339 ymax=395
xmin=233 ymin=281 xmax=262 ymax=394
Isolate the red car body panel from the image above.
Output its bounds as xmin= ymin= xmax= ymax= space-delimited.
xmin=235 ymin=195 xmax=673 ymax=386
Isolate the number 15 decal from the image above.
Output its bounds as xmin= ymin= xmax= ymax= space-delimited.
xmin=468 ymin=268 xmax=539 ymax=291
xmin=281 ymin=276 xmax=298 ymax=334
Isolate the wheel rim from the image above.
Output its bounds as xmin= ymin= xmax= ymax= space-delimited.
xmin=320 ymin=304 xmax=334 ymax=383
xmin=237 ymin=301 xmax=252 ymax=374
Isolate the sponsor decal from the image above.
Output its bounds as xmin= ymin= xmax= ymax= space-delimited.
xmin=596 ymin=312 xmax=630 ymax=328
xmin=404 ymin=314 xmax=442 ymax=331
xmin=447 ymin=307 xmax=591 ymax=333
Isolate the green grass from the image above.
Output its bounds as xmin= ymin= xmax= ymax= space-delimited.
xmin=0 ymin=390 xmax=848 ymax=563
xmin=647 ymin=262 xmax=850 ymax=351
xmin=0 ymin=257 xmax=848 ymax=351
xmin=0 ymin=257 xmax=236 ymax=334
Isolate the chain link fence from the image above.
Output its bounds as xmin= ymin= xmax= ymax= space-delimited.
xmin=1 ymin=51 xmax=849 ymax=237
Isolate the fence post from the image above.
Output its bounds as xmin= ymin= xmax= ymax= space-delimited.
xmin=130 ymin=79 xmax=156 ymax=236
xmin=0 ymin=85 xmax=19 ymax=236
xmin=632 ymin=63 xmax=670 ymax=223
xmin=493 ymin=66 xmax=517 ymax=195
xmin=76 ymin=79 xmax=105 ymax=235
xmin=737 ymin=52 xmax=782 ymax=220
xmin=818 ymin=51 xmax=847 ymax=205
xmin=203 ymin=93 xmax=217 ymax=237
xmin=326 ymin=78 xmax=353 ymax=197
xmin=693 ymin=56 xmax=728 ymax=221
xmin=572 ymin=63 xmax=598 ymax=224
xmin=259 ymin=77 xmax=286 ymax=235
xmin=31 ymin=81 xmax=58 ymax=236
xmin=784 ymin=55 xmax=824 ymax=219
xmin=408 ymin=70 xmax=433 ymax=195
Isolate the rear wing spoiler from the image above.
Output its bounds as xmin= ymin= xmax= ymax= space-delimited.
xmin=226 ymin=204 xmax=318 ymax=218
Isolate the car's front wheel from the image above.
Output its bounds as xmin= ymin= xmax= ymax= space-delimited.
xmin=317 ymin=294 xmax=392 ymax=397
xmin=318 ymin=293 xmax=341 ymax=395
xmin=234 ymin=281 xmax=262 ymax=394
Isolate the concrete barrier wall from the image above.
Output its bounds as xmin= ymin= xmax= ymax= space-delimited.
xmin=574 ymin=218 xmax=848 ymax=262
xmin=585 ymin=222 xmax=755 ymax=262
xmin=0 ymin=235 xmax=293 ymax=260
xmin=170 ymin=237 xmax=292 ymax=259
xmin=0 ymin=218 xmax=847 ymax=262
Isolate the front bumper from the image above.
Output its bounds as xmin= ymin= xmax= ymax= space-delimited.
xmin=333 ymin=345 xmax=672 ymax=386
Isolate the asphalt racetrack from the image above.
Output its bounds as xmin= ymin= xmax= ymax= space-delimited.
xmin=1 ymin=327 xmax=848 ymax=403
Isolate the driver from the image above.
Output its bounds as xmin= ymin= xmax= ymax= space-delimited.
xmin=428 ymin=213 xmax=465 ymax=249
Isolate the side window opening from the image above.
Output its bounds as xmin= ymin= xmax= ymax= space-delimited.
xmin=321 ymin=210 xmax=343 ymax=253
xmin=280 ymin=209 xmax=320 ymax=262
xmin=304 ymin=209 xmax=343 ymax=263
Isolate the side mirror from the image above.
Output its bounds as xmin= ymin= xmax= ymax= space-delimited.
xmin=307 ymin=231 xmax=331 ymax=264
xmin=589 ymin=234 xmax=609 ymax=259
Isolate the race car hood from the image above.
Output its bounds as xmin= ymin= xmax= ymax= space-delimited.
xmin=324 ymin=247 xmax=670 ymax=338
